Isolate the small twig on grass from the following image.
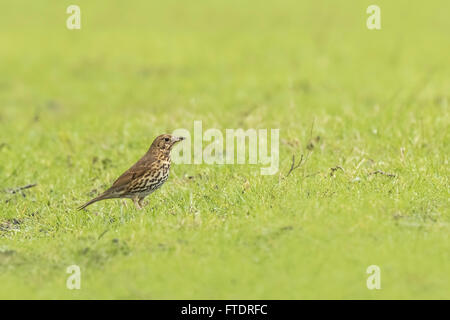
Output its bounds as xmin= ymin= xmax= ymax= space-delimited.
xmin=286 ymin=153 xmax=310 ymax=177
xmin=5 ymin=184 xmax=37 ymax=194
xmin=284 ymin=119 xmax=317 ymax=178
xmin=370 ymin=170 xmax=397 ymax=178
xmin=3 ymin=183 xmax=37 ymax=203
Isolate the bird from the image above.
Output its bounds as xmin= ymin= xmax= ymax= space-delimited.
xmin=78 ymin=134 xmax=185 ymax=210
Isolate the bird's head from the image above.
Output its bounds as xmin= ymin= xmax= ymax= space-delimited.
xmin=150 ymin=134 xmax=185 ymax=154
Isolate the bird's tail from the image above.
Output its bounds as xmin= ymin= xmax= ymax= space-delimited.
xmin=78 ymin=193 xmax=110 ymax=210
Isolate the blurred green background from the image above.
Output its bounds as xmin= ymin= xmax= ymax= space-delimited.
xmin=0 ymin=0 xmax=448 ymax=299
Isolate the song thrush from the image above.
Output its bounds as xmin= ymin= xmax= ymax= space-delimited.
xmin=78 ymin=134 xmax=185 ymax=210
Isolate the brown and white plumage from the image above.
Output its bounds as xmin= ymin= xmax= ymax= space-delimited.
xmin=78 ymin=134 xmax=185 ymax=210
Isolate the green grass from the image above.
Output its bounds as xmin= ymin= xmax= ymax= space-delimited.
xmin=0 ymin=0 xmax=449 ymax=299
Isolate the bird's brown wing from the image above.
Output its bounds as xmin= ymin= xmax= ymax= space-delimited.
xmin=107 ymin=154 xmax=156 ymax=194
xmin=109 ymin=167 xmax=147 ymax=192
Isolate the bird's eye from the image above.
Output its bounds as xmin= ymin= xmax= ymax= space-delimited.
xmin=164 ymin=137 xmax=170 ymax=142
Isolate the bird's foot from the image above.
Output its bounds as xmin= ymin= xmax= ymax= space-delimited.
xmin=133 ymin=198 xmax=142 ymax=210
xmin=138 ymin=198 xmax=149 ymax=208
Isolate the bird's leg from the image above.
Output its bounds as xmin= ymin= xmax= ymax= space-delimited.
xmin=133 ymin=197 xmax=142 ymax=210
xmin=122 ymin=199 xmax=128 ymax=208
xmin=138 ymin=197 xmax=149 ymax=208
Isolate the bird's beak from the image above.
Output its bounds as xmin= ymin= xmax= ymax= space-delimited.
xmin=172 ymin=136 xmax=185 ymax=143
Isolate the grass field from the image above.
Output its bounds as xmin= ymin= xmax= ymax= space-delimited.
xmin=0 ymin=0 xmax=449 ymax=299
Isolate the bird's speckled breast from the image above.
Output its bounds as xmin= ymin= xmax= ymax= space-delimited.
xmin=128 ymin=160 xmax=171 ymax=197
